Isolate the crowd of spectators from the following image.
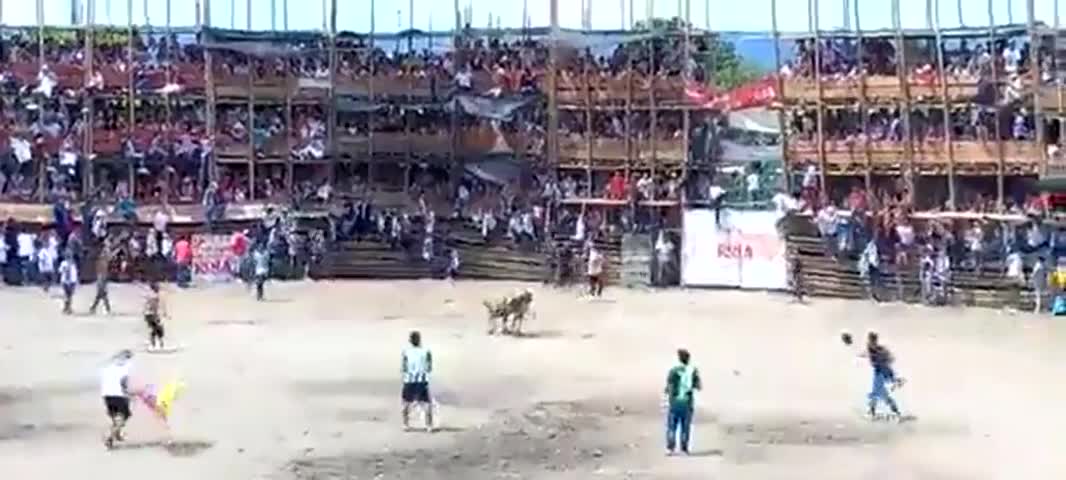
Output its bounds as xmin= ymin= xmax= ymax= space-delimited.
xmin=782 ymin=35 xmax=1032 ymax=81
xmin=805 ymin=188 xmax=1066 ymax=311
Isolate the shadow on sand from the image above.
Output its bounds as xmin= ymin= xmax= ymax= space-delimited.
xmin=111 ymin=439 xmax=214 ymax=457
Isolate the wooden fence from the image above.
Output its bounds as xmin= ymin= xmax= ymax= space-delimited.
xmin=315 ymin=220 xmax=629 ymax=285
xmin=788 ymin=234 xmax=1041 ymax=310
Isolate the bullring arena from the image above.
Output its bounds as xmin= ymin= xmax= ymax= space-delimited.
xmin=2 ymin=279 xmax=1065 ymax=480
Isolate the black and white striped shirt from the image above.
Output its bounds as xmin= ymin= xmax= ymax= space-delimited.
xmin=402 ymin=347 xmax=432 ymax=384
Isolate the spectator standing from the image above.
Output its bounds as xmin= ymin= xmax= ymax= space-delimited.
xmin=230 ymin=229 xmax=250 ymax=281
xmin=17 ymin=229 xmax=34 ymax=284
xmin=203 ymin=181 xmax=224 ymax=231
xmin=1005 ymin=249 xmax=1025 ymax=310
xmin=174 ymin=236 xmax=192 ymax=288
xmin=37 ymin=236 xmax=57 ymax=293
xmin=90 ymin=241 xmax=113 ymax=315
xmin=1032 ymin=256 xmax=1049 ymax=314
xmin=252 ymin=247 xmax=269 ymax=301
xmin=91 ymin=209 xmax=108 ymax=242
xmin=654 ymin=230 xmax=675 ymax=286
xmin=858 ymin=238 xmax=881 ymax=302
xmin=587 ymin=245 xmax=605 ymax=298
xmin=58 ymin=254 xmax=78 ymax=315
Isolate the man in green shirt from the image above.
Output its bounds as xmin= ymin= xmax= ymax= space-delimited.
xmin=664 ymin=348 xmax=701 ymax=455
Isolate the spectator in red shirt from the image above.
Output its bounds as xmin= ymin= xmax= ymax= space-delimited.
xmin=846 ymin=186 xmax=868 ymax=212
xmin=231 ymin=230 xmax=249 ymax=257
xmin=607 ymin=172 xmax=626 ymax=200
xmin=174 ymin=236 xmax=192 ymax=287
xmin=230 ymin=230 xmax=250 ymax=281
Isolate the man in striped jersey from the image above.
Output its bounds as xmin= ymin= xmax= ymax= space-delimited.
xmin=401 ymin=331 xmax=434 ymax=432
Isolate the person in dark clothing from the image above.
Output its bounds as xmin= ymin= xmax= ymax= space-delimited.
xmin=864 ymin=331 xmax=903 ymax=420
xmin=90 ymin=242 xmax=114 ymax=315
xmin=663 ymin=348 xmax=702 ymax=455
xmin=790 ymin=255 xmax=805 ymax=303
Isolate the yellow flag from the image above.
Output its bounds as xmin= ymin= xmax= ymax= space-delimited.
xmin=155 ymin=380 xmax=185 ymax=420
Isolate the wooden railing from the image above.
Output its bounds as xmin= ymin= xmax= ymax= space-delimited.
xmin=787 ymin=139 xmax=1040 ymax=174
xmin=557 ymin=136 xmax=686 ymax=163
xmin=781 ymin=74 xmax=988 ymax=102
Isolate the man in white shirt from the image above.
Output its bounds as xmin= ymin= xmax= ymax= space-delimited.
xmin=858 ymin=239 xmax=880 ymax=302
xmin=101 ymin=349 xmax=133 ymax=449
xmin=745 ymin=172 xmax=761 ymax=203
xmin=401 ymin=331 xmax=434 ymax=432
xmin=587 ymin=245 xmax=605 ymax=298
xmin=37 ymin=239 xmax=56 ymax=293
xmin=655 ymin=231 xmax=675 ymax=286
xmin=17 ymin=231 xmax=34 ymax=266
xmin=58 ymin=254 xmax=78 ymax=314
xmin=1001 ymin=247 xmax=1025 ymax=310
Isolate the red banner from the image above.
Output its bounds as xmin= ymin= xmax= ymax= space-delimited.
xmin=685 ymin=76 xmax=780 ymax=111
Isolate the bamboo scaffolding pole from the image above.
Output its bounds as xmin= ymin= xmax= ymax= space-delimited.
xmin=892 ymin=0 xmax=916 ymax=203
xmin=933 ymin=0 xmax=955 ymax=209
xmin=648 ymin=0 xmax=658 ymax=198
xmin=584 ymin=30 xmax=593 ymax=204
xmin=547 ymin=0 xmax=559 ymax=182
xmin=1028 ymin=0 xmax=1047 ymax=178
xmin=327 ymin=0 xmax=337 ymax=190
xmin=204 ymin=0 xmax=217 ymax=186
xmin=811 ymin=0 xmax=827 ymax=192
xmin=368 ymin=0 xmax=376 ymax=192
xmin=988 ymin=0 xmax=1004 ymax=206
xmin=680 ymin=0 xmax=690 ymax=203
xmin=83 ymin=0 xmax=95 ymax=196
xmin=246 ymin=0 xmax=255 ymax=201
xmin=162 ymin=0 xmax=173 ymax=204
xmin=771 ymin=0 xmax=790 ymax=192
xmin=624 ymin=18 xmax=634 ymax=193
xmin=284 ymin=35 xmax=294 ymax=197
xmin=36 ymin=0 xmax=45 ymax=202
xmin=853 ymin=1 xmax=871 ymax=192
xmin=449 ymin=0 xmax=459 ymax=190
xmin=126 ymin=0 xmax=136 ymax=200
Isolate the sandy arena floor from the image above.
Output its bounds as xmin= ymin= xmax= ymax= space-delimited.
xmin=1 ymin=279 xmax=1065 ymax=480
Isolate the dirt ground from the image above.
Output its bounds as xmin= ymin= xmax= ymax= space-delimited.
xmin=2 ymin=279 xmax=1065 ymax=480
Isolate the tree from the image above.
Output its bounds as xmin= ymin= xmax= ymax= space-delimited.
xmin=631 ymin=17 xmax=761 ymax=90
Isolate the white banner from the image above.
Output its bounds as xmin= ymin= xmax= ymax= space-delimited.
xmin=681 ymin=209 xmax=787 ymax=290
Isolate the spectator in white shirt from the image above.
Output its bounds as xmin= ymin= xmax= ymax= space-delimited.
xmin=37 ymin=239 xmax=57 ymax=293
xmin=17 ymin=232 xmax=35 ymax=283
xmin=58 ymin=254 xmax=78 ymax=314
xmin=587 ymin=245 xmax=605 ymax=298
xmin=455 ymin=66 xmax=473 ymax=90
xmin=655 ymin=231 xmax=675 ymax=286
xmin=745 ymin=172 xmax=761 ymax=202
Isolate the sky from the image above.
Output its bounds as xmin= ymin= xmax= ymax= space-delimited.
xmin=0 ymin=0 xmax=1064 ymax=34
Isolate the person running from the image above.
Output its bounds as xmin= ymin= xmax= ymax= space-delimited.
xmin=252 ymin=247 xmax=269 ymax=301
xmin=401 ymin=330 xmax=434 ymax=432
xmin=664 ymin=348 xmax=701 ymax=456
xmin=863 ymin=331 xmax=903 ymax=420
xmin=58 ymin=254 xmax=79 ymax=315
xmin=144 ymin=282 xmax=167 ymax=351
xmin=89 ymin=242 xmax=113 ymax=315
xmin=101 ymin=349 xmax=133 ymax=449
